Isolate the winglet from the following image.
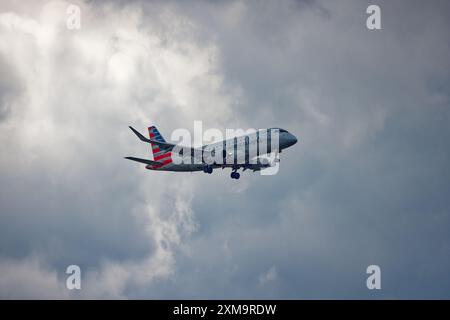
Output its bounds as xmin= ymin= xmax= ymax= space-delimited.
xmin=129 ymin=126 xmax=151 ymax=143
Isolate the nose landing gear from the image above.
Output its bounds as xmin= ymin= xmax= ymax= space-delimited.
xmin=230 ymin=171 xmax=240 ymax=179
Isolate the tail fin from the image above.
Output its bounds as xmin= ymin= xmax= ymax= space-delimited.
xmin=148 ymin=126 xmax=172 ymax=162
xmin=148 ymin=126 xmax=166 ymax=143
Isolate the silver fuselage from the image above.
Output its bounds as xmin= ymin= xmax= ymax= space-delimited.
xmin=147 ymin=128 xmax=297 ymax=172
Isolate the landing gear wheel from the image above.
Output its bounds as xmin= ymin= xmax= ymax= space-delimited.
xmin=230 ymin=172 xmax=240 ymax=179
xmin=204 ymin=166 xmax=213 ymax=174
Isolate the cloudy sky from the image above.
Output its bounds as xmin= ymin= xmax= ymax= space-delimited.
xmin=0 ymin=0 xmax=449 ymax=299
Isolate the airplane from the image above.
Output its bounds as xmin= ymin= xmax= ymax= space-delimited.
xmin=125 ymin=125 xmax=297 ymax=179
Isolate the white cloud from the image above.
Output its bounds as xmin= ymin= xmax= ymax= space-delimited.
xmin=1 ymin=0 xmax=450 ymax=299
xmin=0 ymin=0 xmax=232 ymax=298
xmin=0 ymin=256 xmax=69 ymax=299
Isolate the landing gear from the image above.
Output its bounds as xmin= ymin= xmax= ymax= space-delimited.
xmin=203 ymin=166 xmax=213 ymax=174
xmin=230 ymin=171 xmax=240 ymax=179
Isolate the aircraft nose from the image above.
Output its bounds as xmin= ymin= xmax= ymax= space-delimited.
xmin=288 ymin=133 xmax=298 ymax=147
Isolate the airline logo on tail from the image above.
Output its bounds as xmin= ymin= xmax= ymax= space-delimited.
xmin=148 ymin=126 xmax=172 ymax=168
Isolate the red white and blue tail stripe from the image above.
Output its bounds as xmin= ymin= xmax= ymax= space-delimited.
xmin=148 ymin=126 xmax=172 ymax=168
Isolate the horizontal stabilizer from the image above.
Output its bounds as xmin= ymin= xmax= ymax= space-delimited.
xmin=124 ymin=157 xmax=162 ymax=166
xmin=128 ymin=126 xmax=175 ymax=150
xmin=129 ymin=126 xmax=151 ymax=142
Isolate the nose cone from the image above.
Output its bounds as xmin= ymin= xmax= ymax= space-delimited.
xmin=280 ymin=132 xmax=297 ymax=149
xmin=286 ymin=133 xmax=298 ymax=147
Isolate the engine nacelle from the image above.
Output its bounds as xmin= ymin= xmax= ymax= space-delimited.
xmin=257 ymin=157 xmax=270 ymax=166
xmin=255 ymin=153 xmax=279 ymax=167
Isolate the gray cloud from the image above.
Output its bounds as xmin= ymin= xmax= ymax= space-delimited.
xmin=0 ymin=0 xmax=449 ymax=299
xmin=0 ymin=54 xmax=23 ymax=121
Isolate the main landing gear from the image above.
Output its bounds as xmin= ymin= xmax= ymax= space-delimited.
xmin=203 ymin=165 xmax=213 ymax=174
xmin=230 ymin=170 xmax=240 ymax=179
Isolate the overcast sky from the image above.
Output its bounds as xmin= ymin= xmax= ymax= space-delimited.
xmin=0 ymin=0 xmax=449 ymax=299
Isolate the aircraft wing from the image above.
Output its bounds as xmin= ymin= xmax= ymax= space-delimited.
xmin=240 ymin=155 xmax=278 ymax=171
xmin=241 ymin=163 xmax=271 ymax=171
xmin=124 ymin=157 xmax=163 ymax=166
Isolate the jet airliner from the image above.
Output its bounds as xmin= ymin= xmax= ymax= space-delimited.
xmin=125 ymin=125 xmax=297 ymax=179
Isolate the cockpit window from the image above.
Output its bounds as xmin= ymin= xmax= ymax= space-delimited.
xmin=279 ymin=129 xmax=287 ymax=133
